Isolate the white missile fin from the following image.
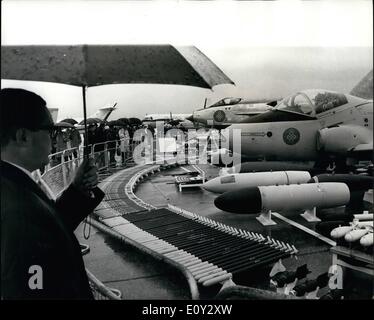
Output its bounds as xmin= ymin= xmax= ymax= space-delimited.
xmin=269 ymin=259 xmax=286 ymax=277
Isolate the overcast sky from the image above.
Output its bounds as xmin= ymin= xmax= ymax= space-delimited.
xmin=1 ymin=0 xmax=373 ymax=120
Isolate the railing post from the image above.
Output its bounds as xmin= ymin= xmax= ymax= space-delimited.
xmin=92 ymin=143 xmax=97 ymax=167
xmin=46 ymin=156 xmax=52 ymax=171
xmin=74 ymin=147 xmax=80 ymax=167
xmin=104 ymin=142 xmax=109 ymax=169
xmin=61 ymin=150 xmax=68 ymax=187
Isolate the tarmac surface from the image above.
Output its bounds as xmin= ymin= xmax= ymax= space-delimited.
xmin=76 ymin=163 xmax=373 ymax=300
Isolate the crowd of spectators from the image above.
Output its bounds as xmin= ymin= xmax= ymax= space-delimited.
xmin=50 ymin=120 xmax=139 ymax=169
xmin=49 ymin=118 xmax=190 ymax=170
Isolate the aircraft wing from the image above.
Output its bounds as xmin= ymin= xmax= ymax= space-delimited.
xmin=350 ymin=142 xmax=373 ymax=152
xmin=348 ymin=142 xmax=373 ymax=160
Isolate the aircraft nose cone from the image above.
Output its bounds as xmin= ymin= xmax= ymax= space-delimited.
xmin=214 ymin=187 xmax=262 ymax=214
xmin=214 ymin=193 xmax=231 ymax=212
xmin=202 ymin=178 xmax=218 ymax=193
xmin=185 ymin=114 xmax=194 ymax=122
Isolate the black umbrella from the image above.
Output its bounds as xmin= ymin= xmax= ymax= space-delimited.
xmin=117 ymin=118 xmax=130 ymax=126
xmin=108 ymin=120 xmax=126 ymax=127
xmin=1 ymin=45 xmax=235 ymax=155
xmin=60 ymin=118 xmax=78 ymax=125
xmin=128 ymin=117 xmax=142 ymax=126
xmin=55 ymin=121 xmax=75 ymax=129
xmin=78 ymin=118 xmax=103 ymax=125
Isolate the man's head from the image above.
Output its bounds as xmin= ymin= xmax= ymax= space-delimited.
xmin=1 ymin=88 xmax=56 ymax=171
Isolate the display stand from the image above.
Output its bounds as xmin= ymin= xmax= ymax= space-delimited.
xmin=256 ymin=210 xmax=277 ymax=226
xmin=301 ymin=207 xmax=321 ymax=222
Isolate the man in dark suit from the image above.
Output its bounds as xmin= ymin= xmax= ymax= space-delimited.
xmin=1 ymin=88 xmax=105 ymax=299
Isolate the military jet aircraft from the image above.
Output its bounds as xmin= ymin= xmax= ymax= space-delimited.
xmin=186 ymin=97 xmax=278 ymax=130
xmin=142 ymin=112 xmax=195 ymax=130
xmin=225 ymin=89 xmax=373 ymax=168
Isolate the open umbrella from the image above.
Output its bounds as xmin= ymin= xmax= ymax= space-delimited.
xmin=108 ymin=120 xmax=126 ymax=127
xmin=1 ymin=45 xmax=235 ymax=154
xmin=128 ymin=117 xmax=142 ymax=126
xmin=117 ymin=118 xmax=130 ymax=126
xmin=56 ymin=121 xmax=75 ymax=128
xmin=78 ymin=118 xmax=103 ymax=125
xmin=60 ymin=118 xmax=78 ymax=125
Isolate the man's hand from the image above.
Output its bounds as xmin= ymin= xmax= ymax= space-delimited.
xmin=72 ymin=158 xmax=99 ymax=196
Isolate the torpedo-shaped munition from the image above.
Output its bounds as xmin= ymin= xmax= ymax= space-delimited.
xmin=330 ymin=226 xmax=354 ymax=239
xmin=214 ymin=182 xmax=350 ymax=214
xmin=309 ymin=174 xmax=373 ymax=191
xmin=344 ymin=229 xmax=370 ymax=242
xmin=360 ymin=232 xmax=373 ymax=247
xmin=228 ymin=161 xmax=317 ymax=174
xmin=203 ymin=171 xmax=311 ymax=193
xmin=354 ymin=213 xmax=374 ymax=221
xmin=316 ymin=221 xmax=349 ymax=236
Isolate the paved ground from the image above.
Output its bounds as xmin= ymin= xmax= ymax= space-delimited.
xmin=76 ymin=223 xmax=190 ymax=299
xmin=77 ymin=163 xmax=373 ymax=299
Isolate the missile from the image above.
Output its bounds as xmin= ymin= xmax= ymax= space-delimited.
xmin=214 ymin=182 xmax=350 ymax=214
xmin=330 ymin=226 xmax=354 ymax=239
xmin=310 ymin=175 xmax=374 ymax=213
xmin=309 ymin=174 xmax=374 ymax=192
xmin=354 ymin=213 xmax=374 ymax=221
xmin=316 ymin=221 xmax=349 ymax=237
xmin=344 ymin=228 xmax=370 ymax=242
xmin=228 ymin=161 xmax=317 ymax=174
xmin=330 ymin=220 xmax=372 ymax=239
xmin=203 ymin=171 xmax=311 ymax=194
xmin=360 ymin=232 xmax=373 ymax=247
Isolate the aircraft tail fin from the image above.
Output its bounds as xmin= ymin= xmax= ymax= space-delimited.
xmin=48 ymin=108 xmax=59 ymax=123
xmin=350 ymin=69 xmax=373 ymax=99
xmin=90 ymin=102 xmax=117 ymax=121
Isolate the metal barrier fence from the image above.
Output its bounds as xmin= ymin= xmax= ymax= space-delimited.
xmin=40 ymin=133 xmax=220 ymax=199
xmin=41 ymin=139 xmax=135 ymax=198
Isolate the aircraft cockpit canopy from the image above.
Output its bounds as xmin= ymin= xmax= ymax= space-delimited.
xmin=276 ymin=90 xmax=348 ymax=117
xmin=209 ymin=97 xmax=242 ymax=108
